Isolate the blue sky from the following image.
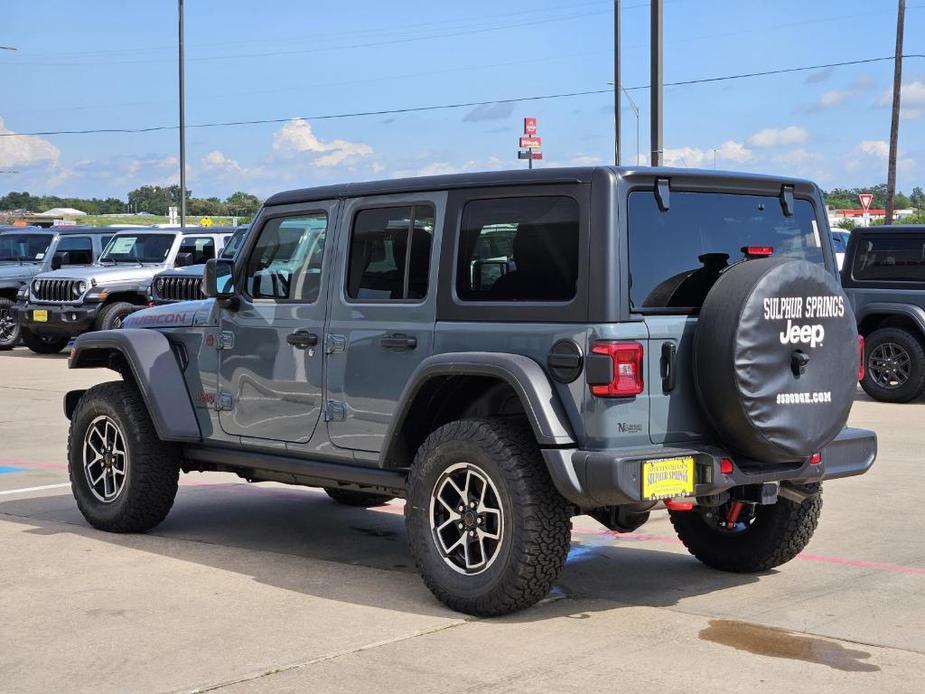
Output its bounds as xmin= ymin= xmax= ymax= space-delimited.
xmin=1 ymin=0 xmax=922 ymax=200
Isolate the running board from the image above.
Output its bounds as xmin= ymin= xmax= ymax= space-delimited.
xmin=183 ymin=446 xmax=408 ymax=494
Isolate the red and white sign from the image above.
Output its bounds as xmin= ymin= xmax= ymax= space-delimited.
xmin=523 ymin=117 xmax=537 ymax=135
xmin=530 ymin=151 xmax=543 ymax=160
xmin=519 ymin=136 xmax=542 ymax=149
xmin=858 ymin=193 xmax=874 ymax=211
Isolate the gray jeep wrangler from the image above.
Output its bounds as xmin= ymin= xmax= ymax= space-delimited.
xmin=63 ymin=168 xmax=877 ymax=616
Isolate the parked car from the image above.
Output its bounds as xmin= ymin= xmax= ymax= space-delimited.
xmin=0 ymin=226 xmax=120 ymax=350
xmin=16 ymin=227 xmax=233 ymax=353
xmin=146 ymin=225 xmax=249 ymax=305
xmin=843 ymin=225 xmax=925 ymax=402
xmin=63 ymin=167 xmax=875 ymax=616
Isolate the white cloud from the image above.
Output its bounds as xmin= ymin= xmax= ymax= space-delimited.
xmin=272 ymin=119 xmax=373 ymax=167
xmin=818 ymin=90 xmax=852 ymax=109
xmin=857 ymin=140 xmax=889 ymax=158
xmin=663 ymin=140 xmax=751 ymax=168
xmin=570 ymin=154 xmax=603 ymax=166
xmin=878 ymin=79 xmax=925 ymax=107
xmin=746 ymin=126 xmax=809 ymax=148
xmin=0 ymin=117 xmax=60 ymax=168
xmin=201 ymin=150 xmax=243 ymax=174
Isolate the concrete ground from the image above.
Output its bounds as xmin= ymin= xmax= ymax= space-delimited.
xmin=0 ymin=346 xmax=923 ymax=694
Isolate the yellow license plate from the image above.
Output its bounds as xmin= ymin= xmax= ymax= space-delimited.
xmin=641 ymin=456 xmax=695 ymax=500
xmin=32 ymin=310 xmax=48 ymax=323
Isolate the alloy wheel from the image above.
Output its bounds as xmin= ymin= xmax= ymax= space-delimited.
xmin=82 ymin=415 xmax=129 ymax=503
xmin=868 ymin=342 xmax=911 ymax=389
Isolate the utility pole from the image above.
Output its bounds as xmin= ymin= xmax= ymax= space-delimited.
xmin=884 ymin=0 xmax=905 ymax=226
xmin=614 ymin=0 xmax=621 ymax=166
xmin=650 ymin=0 xmax=663 ymax=166
xmin=178 ymin=0 xmax=187 ymax=228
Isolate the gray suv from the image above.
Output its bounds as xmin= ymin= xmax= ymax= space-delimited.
xmin=18 ymin=227 xmax=231 ymax=353
xmin=62 ymin=168 xmax=876 ymax=616
xmin=0 ymin=226 xmax=117 ymax=350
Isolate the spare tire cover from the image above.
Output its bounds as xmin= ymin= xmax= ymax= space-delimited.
xmin=693 ymin=257 xmax=858 ymax=463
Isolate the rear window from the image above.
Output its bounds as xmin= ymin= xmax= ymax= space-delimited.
xmin=628 ymin=191 xmax=824 ymax=311
xmin=851 ymin=235 xmax=925 ymax=283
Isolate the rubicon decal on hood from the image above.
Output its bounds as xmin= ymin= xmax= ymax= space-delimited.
xmin=763 ymin=295 xmax=846 ymax=349
xmin=123 ymin=311 xmax=196 ymax=328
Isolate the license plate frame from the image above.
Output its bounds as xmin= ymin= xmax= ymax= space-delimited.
xmin=641 ymin=456 xmax=695 ymax=501
xmin=32 ymin=310 xmax=48 ymax=323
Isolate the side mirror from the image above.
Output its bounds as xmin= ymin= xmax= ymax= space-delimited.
xmin=204 ymin=258 xmax=236 ymax=299
xmin=51 ymin=251 xmax=69 ymax=271
xmin=175 ymin=251 xmax=194 ymax=267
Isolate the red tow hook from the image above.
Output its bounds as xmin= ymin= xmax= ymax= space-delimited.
xmin=665 ymin=499 xmax=693 ymax=512
xmin=725 ymin=501 xmax=745 ymax=528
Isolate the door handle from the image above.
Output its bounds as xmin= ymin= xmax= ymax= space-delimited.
xmin=660 ymin=342 xmax=677 ymax=393
xmin=287 ymin=330 xmax=319 ymax=349
xmin=380 ymin=333 xmax=417 ymax=350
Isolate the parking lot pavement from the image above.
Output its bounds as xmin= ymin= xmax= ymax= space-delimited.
xmin=1 ymin=347 xmax=923 ymax=693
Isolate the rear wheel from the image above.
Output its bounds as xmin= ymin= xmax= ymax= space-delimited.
xmin=861 ymin=327 xmax=925 ymax=403
xmin=668 ymin=484 xmax=822 ymax=573
xmin=21 ymin=327 xmax=68 ymax=354
xmin=323 ymin=487 xmax=394 ymax=507
xmin=405 ymin=418 xmax=572 ymax=616
xmin=0 ymin=298 xmax=19 ymax=349
xmin=95 ymin=301 xmax=136 ymax=331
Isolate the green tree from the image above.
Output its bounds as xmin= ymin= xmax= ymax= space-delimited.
xmin=225 ymin=191 xmax=261 ymax=216
xmin=127 ymin=185 xmax=186 ymax=215
xmin=909 ymin=186 xmax=924 ymax=210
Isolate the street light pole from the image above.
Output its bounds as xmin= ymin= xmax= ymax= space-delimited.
xmin=650 ymin=0 xmax=663 ymax=166
xmin=178 ymin=0 xmax=187 ymax=227
xmin=614 ymin=0 xmax=621 ymax=166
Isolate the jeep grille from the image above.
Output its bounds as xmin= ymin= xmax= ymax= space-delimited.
xmin=154 ymin=275 xmax=202 ymax=303
xmin=33 ymin=278 xmax=82 ymax=303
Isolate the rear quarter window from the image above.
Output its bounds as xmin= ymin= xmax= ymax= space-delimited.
xmin=628 ymin=191 xmax=824 ymax=311
xmin=851 ymin=235 xmax=925 ymax=283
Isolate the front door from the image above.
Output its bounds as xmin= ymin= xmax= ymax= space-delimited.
xmin=325 ymin=192 xmax=445 ymax=453
xmin=218 ymin=202 xmax=337 ymax=443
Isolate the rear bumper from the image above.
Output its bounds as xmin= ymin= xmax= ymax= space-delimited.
xmin=542 ymin=427 xmax=877 ymax=508
xmin=16 ymin=302 xmax=101 ymax=337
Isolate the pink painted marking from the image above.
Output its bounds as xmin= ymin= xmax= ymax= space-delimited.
xmin=0 ymin=458 xmax=67 ymax=471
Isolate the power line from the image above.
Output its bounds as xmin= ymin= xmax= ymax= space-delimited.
xmin=2 ymin=54 xmax=922 ymax=139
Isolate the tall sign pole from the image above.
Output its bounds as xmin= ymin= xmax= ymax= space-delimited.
xmin=884 ymin=0 xmax=905 ymax=226
xmin=178 ymin=0 xmax=187 ymax=227
xmin=650 ymin=0 xmax=663 ymax=166
xmin=614 ymin=0 xmax=621 ymax=166
xmin=518 ymin=118 xmax=542 ymax=168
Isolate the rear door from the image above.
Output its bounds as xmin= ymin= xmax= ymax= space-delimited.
xmin=626 ymin=187 xmax=828 ymax=444
xmin=325 ymin=192 xmax=444 ymax=453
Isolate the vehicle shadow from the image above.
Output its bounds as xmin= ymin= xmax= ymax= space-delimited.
xmin=0 ymin=346 xmax=68 ymax=359
xmin=0 ymin=483 xmax=761 ymax=621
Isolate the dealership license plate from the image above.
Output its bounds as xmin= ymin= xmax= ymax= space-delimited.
xmin=641 ymin=456 xmax=695 ymax=500
xmin=32 ymin=310 xmax=48 ymax=323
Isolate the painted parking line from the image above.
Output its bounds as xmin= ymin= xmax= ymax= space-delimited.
xmin=0 ymin=466 xmax=25 ymax=474
xmin=0 ymin=482 xmax=70 ymax=496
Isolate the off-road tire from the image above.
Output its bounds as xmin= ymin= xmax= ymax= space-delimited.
xmin=861 ymin=327 xmax=925 ymax=403
xmin=324 ymin=487 xmax=394 ymax=507
xmin=668 ymin=483 xmax=822 ymax=573
xmin=20 ymin=327 xmax=68 ymax=354
xmin=0 ymin=297 xmax=19 ymax=350
xmin=95 ymin=301 xmax=136 ymax=331
xmin=405 ymin=418 xmax=572 ymax=616
xmin=68 ymin=381 xmax=180 ymax=533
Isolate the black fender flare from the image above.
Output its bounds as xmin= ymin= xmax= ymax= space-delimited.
xmin=856 ymin=302 xmax=925 ymax=337
xmin=66 ymin=328 xmax=201 ymax=442
xmin=379 ymin=351 xmax=576 ymax=467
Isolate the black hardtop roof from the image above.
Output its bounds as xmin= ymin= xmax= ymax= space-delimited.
xmin=264 ymin=166 xmax=818 ymax=207
xmin=853 ymin=224 xmax=925 ymax=234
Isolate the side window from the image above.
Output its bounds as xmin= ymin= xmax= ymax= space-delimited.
xmin=55 ymin=236 xmax=93 ymax=264
xmin=244 ymin=213 xmax=328 ymax=301
xmin=456 ymin=196 xmax=579 ymax=302
xmin=100 ymin=235 xmax=113 ymax=253
xmin=178 ymin=236 xmax=216 ymax=264
xmin=346 ymin=205 xmax=435 ymax=301
xmin=852 ymin=236 xmax=925 ymax=282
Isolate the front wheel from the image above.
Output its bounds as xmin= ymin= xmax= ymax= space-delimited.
xmin=668 ymin=484 xmax=822 ymax=573
xmin=0 ymin=298 xmax=20 ymax=350
xmin=405 ymin=418 xmax=572 ymax=616
xmin=68 ymin=381 xmax=181 ymax=533
xmin=95 ymin=301 xmax=137 ymax=331
xmin=21 ymin=327 xmax=68 ymax=354
xmin=861 ymin=327 xmax=925 ymax=403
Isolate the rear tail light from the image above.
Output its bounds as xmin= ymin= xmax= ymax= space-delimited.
xmin=809 ymin=452 xmax=822 ymax=465
xmin=589 ymin=341 xmax=644 ymax=397
xmin=858 ymin=335 xmax=865 ymax=381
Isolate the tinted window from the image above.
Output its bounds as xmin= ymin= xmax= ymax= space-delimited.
xmin=220 ymin=226 xmax=248 ymax=259
xmin=852 ymin=236 xmax=925 ymax=283
xmin=55 ymin=236 xmax=93 ymax=264
xmin=346 ymin=205 xmax=434 ymax=301
xmin=245 ymin=214 xmax=327 ymax=301
xmin=0 ymin=233 xmax=53 ymax=261
xmin=100 ymin=234 xmax=176 ymax=263
xmin=457 ymin=196 xmax=579 ymax=302
xmin=178 ymin=236 xmax=216 ymax=264
xmin=628 ymin=192 xmax=824 ymax=310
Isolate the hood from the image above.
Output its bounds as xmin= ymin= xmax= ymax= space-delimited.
xmin=37 ymin=264 xmax=165 ymax=285
xmin=121 ymin=299 xmax=217 ymax=329
xmin=155 ymin=263 xmax=206 ymax=279
xmin=0 ymin=263 xmax=40 ymax=283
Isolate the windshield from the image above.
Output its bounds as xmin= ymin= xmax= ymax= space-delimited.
xmin=628 ymin=191 xmax=825 ymax=311
xmin=100 ymin=234 xmax=176 ymax=263
xmin=220 ymin=226 xmax=248 ymax=259
xmin=0 ymin=233 xmax=53 ymax=262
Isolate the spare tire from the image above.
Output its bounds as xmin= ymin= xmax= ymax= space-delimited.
xmin=693 ymin=257 xmax=858 ymax=463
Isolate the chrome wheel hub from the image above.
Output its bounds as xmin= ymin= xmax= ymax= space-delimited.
xmin=429 ymin=462 xmax=504 ymax=575
xmin=83 ymin=415 xmax=128 ymax=503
